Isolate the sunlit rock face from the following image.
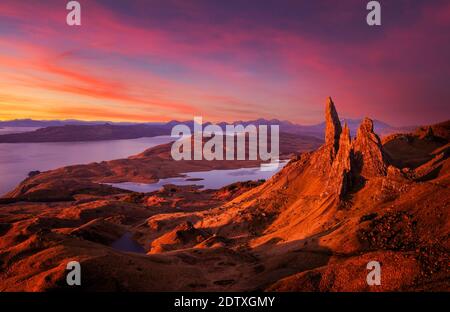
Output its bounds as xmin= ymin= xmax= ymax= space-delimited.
xmin=352 ymin=117 xmax=388 ymax=179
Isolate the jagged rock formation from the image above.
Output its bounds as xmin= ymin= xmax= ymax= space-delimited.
xmin=309 ymin=97 xmax=344 ymax=175
xmin=352 ymin=117 xmax=388 ymax=179
xmin=322 ymin=99 xmax=389 ymax=199
xmin=327 ymin=122 xmax=353 ymax=197
xmin=325 ymin=96 xmax=342 ymax=156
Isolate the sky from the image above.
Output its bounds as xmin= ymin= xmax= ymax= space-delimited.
xmin=0 ymin=0 xmax=449 ymax=126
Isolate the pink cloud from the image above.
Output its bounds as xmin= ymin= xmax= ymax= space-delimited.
xmin=0 ymin=0 xmax=448 ymax=125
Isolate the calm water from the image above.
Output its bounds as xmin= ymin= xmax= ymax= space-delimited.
xmin=0 ymin=136 xmax=174 ymax=196
xmin=107 ymin=162 xmax=287 ymax=193
xmin=110 ymin=232 xmax=146 ymax=254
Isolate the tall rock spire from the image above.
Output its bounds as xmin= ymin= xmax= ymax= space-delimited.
xmin=325 ymin=97 xmax=342 ymax=155
xmin=327 ymin=122 xmax=353 ymax=198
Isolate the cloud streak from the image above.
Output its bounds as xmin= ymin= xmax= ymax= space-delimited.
xmin=0 ymin=0 xmax=448 ymax=125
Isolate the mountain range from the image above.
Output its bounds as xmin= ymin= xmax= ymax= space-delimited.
xmin=0 ymin=118 xmax=415 ymax=143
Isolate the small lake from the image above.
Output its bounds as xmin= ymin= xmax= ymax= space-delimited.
xmin=0 ymin=135 xmax=174 ymax=196
xmin=107 ymin=161 xmax=287 ymax=193
xmin=110 ymin=232 xmax=146 ymax=254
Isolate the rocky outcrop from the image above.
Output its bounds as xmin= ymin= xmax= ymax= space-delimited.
xmin=420 ymin=126 xmax=435 ymax=140
xmin=311 ymin=97 xmax=344 ymax=175
xmin=352 ymin=118 xmax=387 ymax=178
xmin=149 ymin=221 xmax=210 ymax=253
xmin=321 ymin=101 xmax=389 ymax=199
xmin=327 ymin=122 xmax=353 ymax=197
xmin=325 ymin=97 xmax=342 ymax=156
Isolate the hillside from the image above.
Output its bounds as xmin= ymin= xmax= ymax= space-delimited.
xmin=0 ymin=98 xmax=448 ymax=291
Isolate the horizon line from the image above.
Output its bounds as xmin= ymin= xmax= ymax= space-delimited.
xmin=0 ymin=116 xmax=437 ymax=129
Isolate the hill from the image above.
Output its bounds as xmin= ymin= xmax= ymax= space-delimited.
xmin=0 ymin=124 xmax=168 ymax=143
xmin=0 ymin=98 xmax=448 ymax=291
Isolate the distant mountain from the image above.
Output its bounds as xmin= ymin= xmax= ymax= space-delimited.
xmin=0 ymin=118 xmax=414 ymax=143
xmin=173 ymin=118 xmax=413 ymax=138
xmin=0 ymin=119 xmax=164 ymax=127
xmin=0 ymin=124 xmax=168 ymax=143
